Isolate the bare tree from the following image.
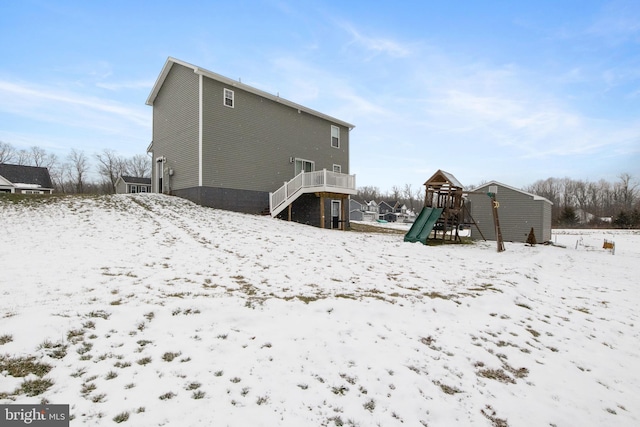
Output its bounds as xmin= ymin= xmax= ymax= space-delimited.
xmin=29 ymin=146 xmax=50 ymax=167
xmin=357 ymin=185 xmax=381 ymax=202
xmin=402 ymin=183 xmax=419 ymax=212
xmin=68 ymin=149 xmax=89 ymax=193
xmin=0 ymin=141 xmax=16 ymax=163
xmin=125 ymin=154 xmax=151 ymax=178
xmin=15 ymin=149 xmax=31 ymax=165
xmin=615 ymin=173 xmax=638 ymax=211
xmin=95 ymin=149 xmax=126 ymax=193
xmin=390 ymin=185 xmax=402 ymax=201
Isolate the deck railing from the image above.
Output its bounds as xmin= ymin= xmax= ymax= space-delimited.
xmin=269 ymin=169 xmax=356 ymax=217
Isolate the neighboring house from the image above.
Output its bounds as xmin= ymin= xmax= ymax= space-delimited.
xmin=349 ymin=199 xmax=365 ymax=221
xmin=349 ymin=199 xmax=377 ymax=222
xmin=378 ymin=201 xmax=397 ymax=216
xmin=467 ymin=181 xmax=553 ymax=243
xmin=115 ymin=176 xmax=152 ymax=194
xmin=0 ymin=163 xmax=54 ymax=194
xmin=146 ymin=57 xmax=356 ymax=229
xmin=365 ymin=200 xmax=379 ymax=215
xmin=575 ymin=208 xmax=595 ymax=224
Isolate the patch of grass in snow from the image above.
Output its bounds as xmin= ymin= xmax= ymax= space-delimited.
xmin=67 ymin=328 xmax=85 ymax=344
xmin=159 ymin=391 xmax=176 ymax=400
xmin=192 ymin=390 xmax=206 ymax=399
xmin=80 ymin=381 xmax=97 ymax=397
xmin=0 ymin=355 xmax=52 ymax=377
xmin=331 ymin=385 xmax=349 ymax=395
xmin=186 ymin=382 xmax=201 ymax=390
xmin=477 ymin=368 xmax=515 ymax=384
xmin=256 ymin=395 xmax=269 ymax=405
xmin=87 ymin=309 xmax=110 ymax=319
xmin=481 ymin=405 xmax=509 ymax=427
xmin=363 ymin=398 xmax=376 ymax=412
xmin=423 ymin=291 xmax=455 ymax=300
xmin=162 ymin=351 xmax=181 ymax=362
xmin=0 ymin=334 xmax=13 ymax=345
xmin=526 ymin=328 xmax=540 ymax=338
xmin=113 ymin=412 xmax=129 ymax=423
xmin=434 ymin=380 xmax=463 ymax=395
xmin=76 ymin=342 xmax=93 ymax=356
xmin=136 ymin=357 xmax=152 ymax=366
xmin=515 ymin=302 xmax=532 ymax=310
xmin=574 ymin=306 xmax=591 ymax=314
xmin=38 ymin=340 xmax=68 ymax=359
xmin=468 ymin=283 xmax=502 ymax=293
xmin=16 ymin=378 xmax=54 ymax=396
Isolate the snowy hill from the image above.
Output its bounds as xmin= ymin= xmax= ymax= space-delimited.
xmin=1 ymin=194 xmax=639 ymax=426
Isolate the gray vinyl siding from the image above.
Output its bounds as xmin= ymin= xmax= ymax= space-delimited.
xmin=469 ymin=183 xmax=552 ymax=243
xmin=201 ymin=76 xmax=349 ymax=192
xmin=115 ymin=179 xmax=126 ymax=194
xmin=151 ymin=63 xmax=199 ymax=191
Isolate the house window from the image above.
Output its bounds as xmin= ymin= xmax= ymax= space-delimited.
xmin=331 ymin=126 xmax=340 ymax=148
xmin=332 ymin=164 xmax=342 ymax=173
xmin=140 ymin=186 xmax=147 ymax=193
xmin=224 ymin=88 xmax=234 ymax=108
xmin=294 ymin=158 xmax=314 ymax=175
xmin=129 ymin=185 xmax=138 ymax=193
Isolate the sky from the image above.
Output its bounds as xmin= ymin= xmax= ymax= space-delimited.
xmin=1 ymin=0 xmax=639 ymax=192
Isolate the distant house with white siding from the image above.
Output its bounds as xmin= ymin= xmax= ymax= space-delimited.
xmin=115 ymin=176 xmax=152 ymax=194
xmin=0 ymin=163 xmax=54 ymax=194
xmin=467 ymin=181 xmax=553 ymax=243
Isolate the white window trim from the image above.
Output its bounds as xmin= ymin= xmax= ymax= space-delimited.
xmin=331 ymin=125 xmax=340 ymax=148
xmin=224 ymin=88 xmax=234 ymax=108
xmin=332 ymin=164 xmax=342 ymax=173
xmin=294 ymin=158 xmax=315 ymax=175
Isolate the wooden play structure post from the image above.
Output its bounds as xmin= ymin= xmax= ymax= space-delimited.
xmin=487 ymin=191 xmax=505 ymax=252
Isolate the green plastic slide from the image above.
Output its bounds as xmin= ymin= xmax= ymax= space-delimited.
xmin=404 ymin=207 xmax=444 ymax=244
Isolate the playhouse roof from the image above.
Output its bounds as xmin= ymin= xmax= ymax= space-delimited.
xmin=423 ymin=169 xmax=463 ymax=189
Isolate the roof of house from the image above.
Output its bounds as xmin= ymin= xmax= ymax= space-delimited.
xmin=0 ymin=163 xmax=53 ymax=189
xmin=118 ymin=176 xmax=151 ymax=185
xmin=473 ymin=180 xmax=553 ymax=205
xmin=146 ymin=57 xmax=355 ymax=130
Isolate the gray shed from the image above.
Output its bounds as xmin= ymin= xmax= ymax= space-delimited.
xmin=467 ymin=181 xmax=552 ymax=243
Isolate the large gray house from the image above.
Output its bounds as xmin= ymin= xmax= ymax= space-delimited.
xmin=467 ymin=181 xmax=553 ymax=243
xmin=146 ymin=57 xmax=356 ymax=229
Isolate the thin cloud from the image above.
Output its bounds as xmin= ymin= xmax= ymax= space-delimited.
xmin=339 ymin=22 xmax=413 ymax=58
xmin=96 ymin=80 xmax=155 ymax=91
xmin=0 ymin=79 xmax=150 ymax=128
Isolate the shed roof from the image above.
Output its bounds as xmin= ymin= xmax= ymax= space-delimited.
xmin=0 ymin=163 xmax=53 ymax=189
xmin=473 ymin=181 xmax=553 ymax=205
xmin=146 ymin=57 xmax=355 ymax=130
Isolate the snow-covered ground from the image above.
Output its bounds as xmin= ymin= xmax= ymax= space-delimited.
xmin=1 ymin=194 xmax=638 ymax=426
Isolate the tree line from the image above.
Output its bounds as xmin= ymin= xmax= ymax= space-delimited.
xmin=523 ymin=174 xmax=639 ymax=228
xmin=0 ymin=141 xmax=150 ymax=194
xmin=357 ymin=174 xmax=639 ymax=229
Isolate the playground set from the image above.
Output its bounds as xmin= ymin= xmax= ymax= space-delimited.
xmin=404 ymin=169 xmax=503 ymax=250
